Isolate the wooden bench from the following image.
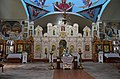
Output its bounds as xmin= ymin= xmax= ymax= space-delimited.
xmin=104 ymin=53 xmax=120 ymax=63
xmin=0 ymin=63 xmax=4 ymax=72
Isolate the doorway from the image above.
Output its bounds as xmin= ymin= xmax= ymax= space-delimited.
xmin=59 ymin=40 xmax=67 ymax=56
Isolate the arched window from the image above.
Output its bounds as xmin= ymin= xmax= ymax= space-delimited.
xmin=36 ymin=30 xmax=40 ymax=36
xmin=71 ymin=30 xmax=73 ymax=36
xmin=94 ymin=26 xmax=96 ymax=30
xmin=53 ymin=29 xmax=55 ymax=35
xmin=52 ymin=45 xmax=56 ymax=51
xmin=45 ymin=48 xmax=47 ymax=54
xmin=86 ymin=30 xmax=89 ymax=36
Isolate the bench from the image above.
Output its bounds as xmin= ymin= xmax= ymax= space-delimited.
xmin=104 ymin=53 xmax=120 ymax=63
xmin=0 ymin=63 xmax=4 ymax=72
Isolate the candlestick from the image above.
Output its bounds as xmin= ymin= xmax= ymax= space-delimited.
xmin=49 ymin=51 xmax=54 ymax=70
xmin=79 ymin=52 xmax=83 ymax=70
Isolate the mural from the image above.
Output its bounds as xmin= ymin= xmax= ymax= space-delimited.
xmin=0 ymin=21 xmax=22 ymax=40
xmin=105 ymin=22 xmax=120 ymax=38
xmin=85 ymin=45 xmax=90 ymax=51
xmin=53 ymin=0 xmax=73 ymax=12
xmin=23 ymin=0 xmax=107 ymax=22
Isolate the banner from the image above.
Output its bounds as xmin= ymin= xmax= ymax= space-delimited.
xmin=77 ymin=4 xmax=102 ymax=22
xmin=26 ymin=4 xmax=49 ymax=21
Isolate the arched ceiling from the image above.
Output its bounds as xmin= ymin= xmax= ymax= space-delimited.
xmin=0 ymin=0 xmax=27 ymax=20
xmin=100 ymin=0 xmax=120 ymax=22
xmin=1 ymin=0 xmax=118 ymax=31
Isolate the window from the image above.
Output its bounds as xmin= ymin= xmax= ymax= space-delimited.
xmin=38 ymin=31 xmax=40 ymax=36
xmin=71 ymin=30 xmax=73 ymax=36
xmin=52 ymin=45 xmax=56 ymax=51
xmin=86 ymin=30 xmax=89 ymax=36
xmin=45 ymin=48 xmax=47 ymax=54
xmin=37 ymin=30 xmax=40 ymax=36
xmin=94 ymin=26 xmax=96 ymax=30
xmin=53 ymin=30 xmax=55 ymax=35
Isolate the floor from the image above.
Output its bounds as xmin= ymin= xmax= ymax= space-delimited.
xmin=0 ymin=63 xmax=53 ymax=79
xmin=53 ymin=70 xmax=94 ymax=79
xmin=0 ymin=62 xmax=120 ymax=79
xmin=84 ymin=62 xmax=120 ymax=79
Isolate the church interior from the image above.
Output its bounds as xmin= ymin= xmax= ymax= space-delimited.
xmin=0 ymin=0 xmax=120 ymax=79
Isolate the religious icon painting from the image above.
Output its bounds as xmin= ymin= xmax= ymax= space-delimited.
xmin=35 ymin=45 xmax=40 ymax=52
xmin=17 ymin=44 xmax=23 ymax=52
xmin=24 ymin=28 xmax=27 ymax=32
xmin=29 ymin=30 xmax=32 ymax=36
xmin=85 ymin=45 xmax=90 ymax=51
xmin=103 ymin=44 xmax=110 ymax=53
xmin=61 ymin=26 xmax=65 ymax=31
xmin=25 ymin=44 xmax=31 ymax=53
xmin=70 ymin=45 xmax=74 ymax=53
xmin=96 ymin=44 xmax=102 ymax=52
xmin=24 ymin=33 xmax=27 ymax=37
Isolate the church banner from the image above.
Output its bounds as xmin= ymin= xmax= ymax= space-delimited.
xmin=77 ymin=4 xmax=102 ymax=22
xmin=26 ymin=4 xmax=49 ymax=21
